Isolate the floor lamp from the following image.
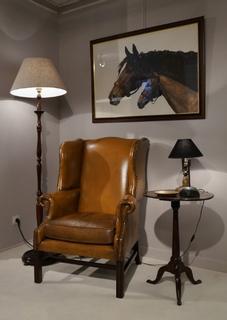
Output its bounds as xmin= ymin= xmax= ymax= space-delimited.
xmin=10 ymin=57 xmax=67 ymax=264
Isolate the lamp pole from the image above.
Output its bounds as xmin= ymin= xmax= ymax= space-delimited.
xmin=34 ymin=90 xmax=44 ymax=226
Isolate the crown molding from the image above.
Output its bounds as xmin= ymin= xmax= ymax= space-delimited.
xmin=30 ymin=0 xmax=59 ymax=13
xmin=30 ymin=0 xmax=108 ymax=14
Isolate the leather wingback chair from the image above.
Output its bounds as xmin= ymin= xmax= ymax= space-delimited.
xmin=34 ymin=137 xmax=149 ymax=298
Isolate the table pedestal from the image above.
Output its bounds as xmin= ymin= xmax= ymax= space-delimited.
xmin=147 ymin=200 xmax=201 ymax=305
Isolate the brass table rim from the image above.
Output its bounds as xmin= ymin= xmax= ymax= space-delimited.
xmin=144 ymin=190 xmax=214 ymax=202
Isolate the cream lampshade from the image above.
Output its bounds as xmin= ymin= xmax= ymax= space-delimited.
xmin=10 ymin=57 xmax=67 ymax=98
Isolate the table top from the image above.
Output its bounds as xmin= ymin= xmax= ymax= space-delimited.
xmin=144 ymin=190 xmax=214 ymax=202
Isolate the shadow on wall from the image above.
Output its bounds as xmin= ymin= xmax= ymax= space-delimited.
xmin=41 ymin=113 xmax=48 ymax=194
xmin=139 ymin=197 xmax=148 ymax=256
xmin=0 ymin=0 xmax=52 ymax=41
xmin=154 ymin=203 xmax=225 ymax=258
xmin=0 ymin=0 xmax=59 ymax=102
xmin=60 ymin=96 xmax=74 ymax=119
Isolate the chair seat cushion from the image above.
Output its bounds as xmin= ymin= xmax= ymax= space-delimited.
xmin=43 ymin=212 xmax=116 ymax=245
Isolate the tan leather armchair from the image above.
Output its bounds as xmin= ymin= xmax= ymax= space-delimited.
xmin=33 ymin=137 xmax=149 ymax=298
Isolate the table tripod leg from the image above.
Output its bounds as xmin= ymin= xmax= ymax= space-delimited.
xmin=147 ymin=265 xmax=168 ymax=284
xmin=184 ymin=265 xmax=202 ymax=285
xmin=175 ymin=274 xmax=182 ymax=305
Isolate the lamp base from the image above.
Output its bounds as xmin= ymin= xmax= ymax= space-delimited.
xmin=22 ymin=250 xmax=63 ymax=266
xmin=179 ymin=186 xmax=200 ymax=198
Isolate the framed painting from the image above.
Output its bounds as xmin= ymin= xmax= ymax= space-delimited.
xmin=90 ymin=17 xmax=205 ymax=122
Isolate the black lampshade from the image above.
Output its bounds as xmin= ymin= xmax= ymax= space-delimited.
xmin=168 ymin=139 xmax=203 ymax=159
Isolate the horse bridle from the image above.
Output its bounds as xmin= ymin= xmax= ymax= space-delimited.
xmin=117 ymin=58 xmax=145 ymax=97
xmin=114 ymin=79 xmax=142 ymax=97
xmin=126 ymin=85 xmax=141 ymax=97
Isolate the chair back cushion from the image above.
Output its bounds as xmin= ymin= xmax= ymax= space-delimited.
xmin=57 ymin=139 xmax=84 ymax=191
xmin=78 ymin=138 xmax=137 ymax=214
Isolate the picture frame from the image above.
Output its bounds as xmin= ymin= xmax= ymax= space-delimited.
xmin=90 ymin=17 xmax=205 ymax=122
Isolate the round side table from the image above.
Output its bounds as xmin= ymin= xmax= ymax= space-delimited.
xmin=144 ymin=190 xmax=214 ymax=305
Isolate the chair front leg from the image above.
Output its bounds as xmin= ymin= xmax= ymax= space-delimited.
xmin=116 ymin=260 xmax=125 ymax=298
xmin=34 ymin=250 xmax=43 ymax=283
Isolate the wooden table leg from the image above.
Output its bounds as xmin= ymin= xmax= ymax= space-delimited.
xmin=147 ymin=200 xmax=201 ymax=305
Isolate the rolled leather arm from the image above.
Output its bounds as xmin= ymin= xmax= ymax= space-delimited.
xmin=40 ymin=188 xmax=80 ymax=220
xmin=114 ymin=194 xmax=136 ymax=259
xmin=34 ymin=223 xmax=45 ymax=249
xmin=118 ymin=194 xmax=136 ymax=214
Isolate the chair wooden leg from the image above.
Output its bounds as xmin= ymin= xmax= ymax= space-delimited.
xmin=34 ymin=251 xmax=43 ymax=283
xmin=116 ymin=260 xmax=124 ymax=298
xmin=135 ymin=241 xmax=142 ymax=265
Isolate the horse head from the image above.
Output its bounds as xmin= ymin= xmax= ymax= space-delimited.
xmin=137 ymin=75 xmax=162 ymax=109
xmin=108 ymin=44 xmax=143 ymax=105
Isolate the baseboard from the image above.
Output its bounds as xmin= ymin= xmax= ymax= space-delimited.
xmin=1 ymin=242 xmax=226 ymax=273
xmin=0 ymin=240 xmax=31 ymax=253
xmin=142 ymin=256 xmax=167 ymax=265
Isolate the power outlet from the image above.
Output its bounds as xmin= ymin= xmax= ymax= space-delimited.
xmin=12 ymin=215 xmax=21 ymax=225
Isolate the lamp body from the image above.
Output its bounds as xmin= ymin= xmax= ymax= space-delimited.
xmin=182 ymin=158 xmax=191 ymax=187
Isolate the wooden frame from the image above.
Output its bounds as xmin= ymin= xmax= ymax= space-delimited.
xmin=90 ymin=17 xmax=205 ymax=122
xmin=34 ymin=242 xmax=141 ymax=299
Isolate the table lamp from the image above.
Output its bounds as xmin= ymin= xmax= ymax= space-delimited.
xmin=10 ymin=57 xmax=67 ymax=264
xmin=168 ymin=139 xmax=203 ymax=197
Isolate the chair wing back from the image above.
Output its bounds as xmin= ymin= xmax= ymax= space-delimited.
xmin=78 ymin=137 xmax=138 ymax=214
xmin=57 ymin=139 xmax=84 ymax=191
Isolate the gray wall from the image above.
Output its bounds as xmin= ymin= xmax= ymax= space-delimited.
xmin=0 ymin=0 xmax=60 ymax=249
xmin=59 ymin=0 xmax=227 ymax=272
xmin=0 ymin=0 xmax=226 ymax=273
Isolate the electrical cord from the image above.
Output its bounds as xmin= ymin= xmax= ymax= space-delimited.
xmin=180 ymin=200 xmax=205 ymax=257
xmin=15 ymin=219 xmax=85 ymax=262
xmin=15 ymin=218 xmax=33 ymax=248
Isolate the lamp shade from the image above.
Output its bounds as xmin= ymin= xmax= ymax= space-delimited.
xmin=168 ymin=139 xmax=203 ymax=159
xmin=10 ymin=57 xmax=67 ymax=98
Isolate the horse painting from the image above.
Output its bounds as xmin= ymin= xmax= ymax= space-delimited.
xmin=108 ymin=44 xmax=198 ymax=114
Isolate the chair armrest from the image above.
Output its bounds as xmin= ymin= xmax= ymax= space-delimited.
xmin=118 ymin=194 xmax=136 ymax=214
xmin=114 ymin=194 xmax=137 ymax=259
xmin=40 ymin=188 xmax=80 ymax=220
